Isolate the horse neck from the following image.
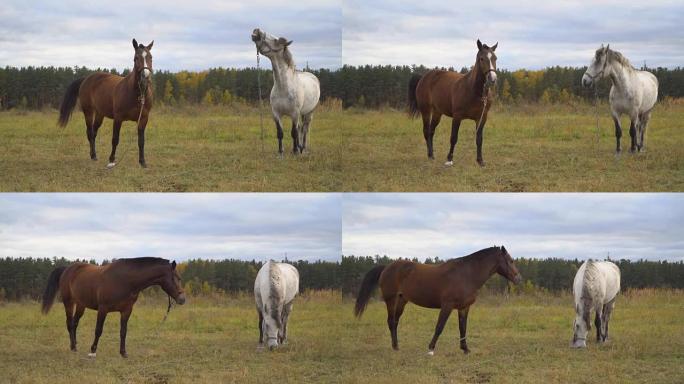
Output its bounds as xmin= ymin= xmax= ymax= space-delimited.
xmin=118 ymin=263 xmax=167 ymax=292
xmin=269 ymin=55 xmax=296 ymax=92
xmin=607 ymin=61 xmax=633 ymax=93
xmin=466 ymin=64 xmax=487 ymax=98
xmin=452 ymin=249 xmax=500 ymax=290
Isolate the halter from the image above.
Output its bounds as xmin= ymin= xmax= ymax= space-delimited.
xmin=585 ymin=52 xmax=610 ymax=82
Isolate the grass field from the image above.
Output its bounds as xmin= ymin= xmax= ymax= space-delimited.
xmin=1 ymin=103 xmax=682 ymax=192
xmin=1 ymin=290 xmax=682 ymax=383
xmin=341 ymin=103 xmax=684 ymax=191
xmin=0 ymin=105 xmax=342 ymax=192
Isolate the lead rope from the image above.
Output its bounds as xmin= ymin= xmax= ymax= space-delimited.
xmin=256 ymin=49 xmax=265 ymax=154
xmin=594 ymin=81 xmax=601 ymax=145
xmin=475 ymin=82 xmax=489 ymax=137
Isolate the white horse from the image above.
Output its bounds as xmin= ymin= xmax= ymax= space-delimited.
xmin=251 ymin=28 xmax=320 ymax=155
xmin=254 ymin=260 xmax=299 ymax=350
xmin=572 ymin=260 xmax=621 ymax=348
xmin=582 ymin=45 xmax=658 ymax=154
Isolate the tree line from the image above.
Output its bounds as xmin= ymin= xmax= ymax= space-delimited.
xmin=1 ymin=64 xmax=682 ymax=111
xmin=340 ymin=255 xmax=684 ymax=297
xmin=1 ymin=256 xmax=682 ymax=301
xmin=0 ymin=257 xmax=340 ymax=301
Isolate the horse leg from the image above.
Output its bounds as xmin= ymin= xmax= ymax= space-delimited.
xmin=458 ymin=307 xmax=471 ymax=354
xmin=638 ymin=111 xmax=651 ymax=152
xmin=428 ymin=114 xmax=441 ymax=160
xmin=108 ymin=120 xmax=122 ymax=167
xmin=602 ymin=300 xmax=615 ymax=342
xmin=427 ymin=304 xmax=453 ymax=355
xmin=71 ymin=304 xmax=85 ymax=351
xmin=421 ymin=112 xmax=431 ymax=159
xmin=629 ymin=117 xmax=638 ymax=153
xmin=301 ymin=113 xmax=312 ymax=153
xmin=445 ymin=119 xmax=462 ymax=166
xmin=290 ymin=119 xmax=300 ymax=154
xmin=612 ymin=114 xmax=622 ymax=154
xmin=63 ymin=300 xmax=76 ymax=351
xmin=258 ymin=309 xmax=264 ymax=346
xmin=273 ymin=117 xmax=284 ymax=156
xmin=83 ymin=109 xmax=96 ymax=160
xmin=392 ymin=296 xmax=407 ymax=349
xmin=137 ymin=114 xmax=149 ymax=168
xmin=89 ymin=308 xmax=108 ymax=358
xmin=119 ymin=307 xmax=132 ymax=358
xmin=476 ymin=117 xmax=488 ymax=167
xmin=280 ymin=301 xmax=293 ymax=344
xmin=384 ymin=296 xmax=399 ymax=350
xmin=90 ymin=113 xmax=104 ymax=160
xmin=594 ymin=305 xmax=603 ymax=343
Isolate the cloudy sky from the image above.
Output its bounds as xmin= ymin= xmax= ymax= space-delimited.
xmin=0 ymin=0 xmax=341 ymax=71
xmin=343 ymin=0 xmax=684 ymax=69
xmin=343 ymin=194 xmax=684 ymax=262
xmin=0 ymin=194 xmax=341 ymax=262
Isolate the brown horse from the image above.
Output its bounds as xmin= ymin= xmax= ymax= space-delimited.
xmin=408 ymin=40 xmax=498 ymax=167
xmin=41 ymin=257 xmax=185 ymax=358
xmin=58 ymin=39 xmax=154 ymax=168
xmin=354 ymin=246 xmax=521 ymax=355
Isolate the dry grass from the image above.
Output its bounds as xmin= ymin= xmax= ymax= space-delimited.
xmin=0 ymin=291 xmax=682 ymax=383
xmin=340 ymin=103 xmax=684 ymax=191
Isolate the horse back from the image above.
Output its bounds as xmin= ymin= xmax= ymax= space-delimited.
xmin=380 ymin=260 xmax=446 ymax=308
xmin=60 ymin=263 xmax=104 ymax=309
xmin=416 ymin=70 xmax=464 ymax=117
xmin=79 ymin=73 xmax=124 ymax=119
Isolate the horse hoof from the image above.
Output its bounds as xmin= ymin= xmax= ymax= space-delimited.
xmin=477 ymin=160 xmax=486 ymax=167
xmin=106 ymin=162 xmax=116 ymax=169
xmin=120 ymin=352 xmax=128 ymax=358
xmin=139 ymin=162 xmax=147 ymax=168
xmin=463 ymin=349 xmax=470 ymax=355
xmin=444 ymin=160 xmax=454 ymax=167
xmin=88 ymin=352 xmax=96 ymax=358
xmin=91 ymin=156 xmax=97 ymax=161
xmin=427 ymin=350 xmax=434 ymax=356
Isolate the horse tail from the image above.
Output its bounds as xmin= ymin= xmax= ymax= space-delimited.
xmin=354 ymin=265 xmax=386 ymax=318
xmin=408 ymin=74 xmax=422 ymax=118
xmin=41 ymin=266 xmax=66 ymax=314
xmin=57 ymin=77 xmax=85 ymax=127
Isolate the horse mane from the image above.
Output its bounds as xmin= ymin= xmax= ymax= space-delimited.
xmin=606 ymin=48 xmax=635 ymax=71
xmin=114 ymin=257 xmax=169 ymax=266
xmin=581 ymin=259 xmax=600 ymax=300
xmin=447 ymin=246 xmax=501 ymax=264
xmin=282 ymin=47 xmax=295 ymax=69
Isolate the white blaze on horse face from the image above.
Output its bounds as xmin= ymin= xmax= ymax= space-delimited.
xmin=142 ymin=51 xmax=151 ymax=78
xmin=486 ymin=52 xmax=497 ymax=83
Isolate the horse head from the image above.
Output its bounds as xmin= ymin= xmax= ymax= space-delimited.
xmin=251 ymin=28 xmax=292 ymax=59
xmin=160 ymin=260 xmax=186 ymax=305
xmin=582 ymin=44 xmax=610 ymax=87
xmin=132 ymin=38 xmax=154 ymax=81
xmin=572 ymin=302 xmax=591 ymax=348
xmin=476 ymin=39 xmax=498 ymax=85
xmin=495 ymin=246 xmax=522 ymax=284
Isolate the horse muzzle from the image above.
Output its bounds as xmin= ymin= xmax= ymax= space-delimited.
xmin=251 ymin=29 xmax=263 ymax=43
xmin=175 ymin=293 xmax=186 ymax=305
xmin=486 ymin=71 xmax=498 ymax=85
xmin=513 ymin=274 xmax=523 ymax=285
xmin=571 ymin=339 xmax=587 ymax=348
xmin=581 ymin=74 xmax=593 ymax=88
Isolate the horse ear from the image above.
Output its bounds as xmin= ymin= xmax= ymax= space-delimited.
xmin=477 ymin=39 xmax=483 ymax=50
xmin=172 ymin=260 xmax=177 ymax=269
xmin=146 ymin=40 xmax=154 ymax=50
xmin=285 ymin=40 xmax=293 ymax=47
xmin=132 ymin=39 xmax=138 ymax=50
xmin=491 ymin=42 xmax=498 ymax=52
xmin=605 ymin=44 xmax=610 ymax=52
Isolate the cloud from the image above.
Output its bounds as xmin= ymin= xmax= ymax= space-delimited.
xmin=343 ymin=0 xmax=684 ymax=69
xmin=0 ymin=0 xmax=341 ymax=70
xmin=0 ymin=193 xmax=342 ymax=262
xmin=342 ymin=193 xmax=684 ymax=261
